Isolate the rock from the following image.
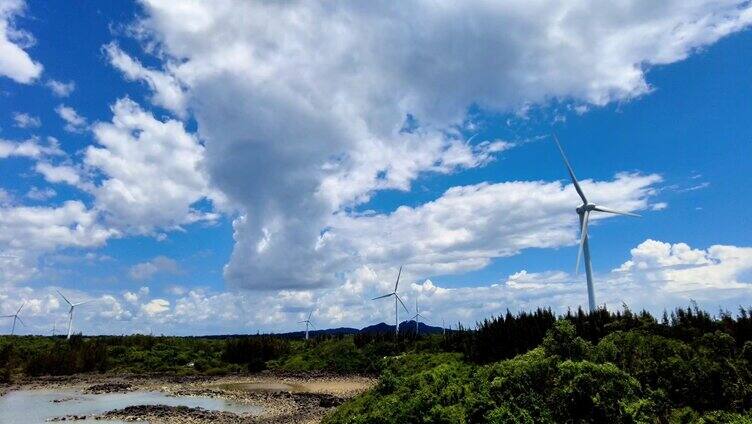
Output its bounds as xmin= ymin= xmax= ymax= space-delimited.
xmin=99 ymin=404 xmax=246 ymax=423
xmin=47 ymin=414 xmax=88 ymax=421
xmin=83 ymin=382 xmax=133 ymax=394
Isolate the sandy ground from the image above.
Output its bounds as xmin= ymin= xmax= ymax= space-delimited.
xmin=1 ymin=373 xmax=376 ymax=423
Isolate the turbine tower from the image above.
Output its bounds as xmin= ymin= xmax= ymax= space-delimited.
xmin=56 ymin=290 xmax=92 ymax=340
xmin=553 ymin=135 xmax=640 ymax=312
xmin=372 ymin=265 xmax=409 ymax=336
xmin=298 ymin=310 xmax=315 ymax=340
xmin=1 ymin=301 xmax=26 ymax=335
xmin=410 ymin=299 xmax=428 ymax=336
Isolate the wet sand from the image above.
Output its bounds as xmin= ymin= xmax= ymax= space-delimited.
xmin=0 ymin=373 xmax=376 ymax=423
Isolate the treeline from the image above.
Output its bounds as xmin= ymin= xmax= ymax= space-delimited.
xmin=3 ymin=305 xmax=752 ymax=383
xmin=0 ymin=334 xmax=245 ymax=380
xmin=441 ymin=304 xmax=752 ymax=364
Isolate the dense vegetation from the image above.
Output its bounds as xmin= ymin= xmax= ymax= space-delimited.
xmin=325 ymin=306 xmax=752 ymax=423
xmin=3 ymin=305 xmax=752 ymax=422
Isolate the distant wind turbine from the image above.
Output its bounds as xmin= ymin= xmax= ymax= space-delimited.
xmin=553 ymin=134 xmax=640 ymax=312
xmin=372 ymin=266 xmax=409 ymax=336
xmin=56 ymin=290 xmax=93 ymax=340
xmin=1 ymin=302 xmax=26 ymax=335
xmin=298 ymin=310 xmax=315 ymax=340
xmin=410 ymin=299 xmax=428 ymax=336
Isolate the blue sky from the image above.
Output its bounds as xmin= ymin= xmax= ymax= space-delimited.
xmin=1 ymin=0 xmax=751 ymax=335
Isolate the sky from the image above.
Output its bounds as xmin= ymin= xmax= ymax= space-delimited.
xmin=0 ymin=0 xmax=751 ymax=335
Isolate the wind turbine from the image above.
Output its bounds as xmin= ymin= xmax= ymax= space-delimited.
xmin=1 ymin=302 xmax=26 ymax=335
xmin=553 ymin=135 xmax=640 ymax=312
xmin=372 ymin=266 xmax=409 ymax=336
xmin=298 ymin=310 xmax=315 ymax=340
xmin=410 ymin=299 xmax=428 ymax=336
xmin=56 ymin=290 xmax=92 ymax=340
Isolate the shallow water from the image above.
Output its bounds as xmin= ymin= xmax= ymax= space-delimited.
xmin=0 ymin=388 xmax=263 ymax=423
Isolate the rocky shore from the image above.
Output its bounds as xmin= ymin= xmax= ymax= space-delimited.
xmin=1 ymin=373 xmax=375 ymax=423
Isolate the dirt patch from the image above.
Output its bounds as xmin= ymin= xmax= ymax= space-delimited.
xmin=206 ymin=375 xmax=375 ymax=396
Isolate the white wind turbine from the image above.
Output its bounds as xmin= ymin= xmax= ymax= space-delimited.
xmin=1 ymin=302 xmax=26 ymax=335
xmin=298 ymin=310 xmax=315 ymax=340
xmin=553 ymin=135 xmax=640 ymax=312
xmin=410 ymin=299 xmax=428 ymax=336
xmin=372 ymin=266 xmax=409 ymax=336
xmin=56 ymin=290 xmax=93 ymax=340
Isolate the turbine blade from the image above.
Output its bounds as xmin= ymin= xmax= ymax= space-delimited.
xmin=395 ymin=294 xmax=409 ymax=313
xmin=576 ymin=211 xmax=590 ymax=275
xmin=0 ymin=315 xmax=13 ymax=318
xmin=308 ymin=310 xmax=313 ymax=321
xmin=592 ymin=205 xmax=641 ymax=217
xmin=56 ymin=289 xmax=72 ymax=306
xmin=74 ymin=300 xmax=94 ymax=306
xmin=394 ymin=265 xmax=402 ymax=292
xmin=309 ymin=322 xmax=316 ymax=330
xmin=372 ymin=293 xmax=393 ymax=300
xmin=16 ymin=301 xmax=26 ymax=314
xmin=15 ymin=316 xmax=25 ymax=326
xmin=297 ymin=321 xmax=306 ymax=324
xmin=552 ymin=134 xmax=588 ymax=204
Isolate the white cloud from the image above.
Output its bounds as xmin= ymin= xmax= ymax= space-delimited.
xmin=0 ymin=201 xmax=117 ymax=252
xmin=141 ymin=298 xmax=170 ymax=316
xmin=26 ymin=186 xmax=56 ymax=201
xmin=104 ymin=42 xmax=187 ymax=117
xmin=13 ymin=111 xmax=40 ymax=128
xmin=0 ymin=188 xmax=11 ymax=206
xmin=34 ymin=162 xmax=84 ymax=187
xmin=124 ymin=0 xmax=752 ymax=291
xmin=0 ymin=197 xmax=118 ymax=284
xmin=228 ymin=172 xmax=663 ymax=289
xmin=0 ymin=137 xmax=63 ymax=159
xmin=86 ymin=98 xmax=217 ymax=234
xmin=129 ymin=256 xmax=179 ymax=280
xmin=0 ymin=0 xmax=43 ymax=84
xmin=15 ymin=98 xmax=216 ymax=256
xmin=651 ymin=202 xmax=668 ymax=211
xmin=99 ymin=295 xmax=131 ymax=320
xmin=55 ymin=104 xmax=88 ymax=133
xmin=613 ymin=239 xmax=752 ymax=294
xmin=0 ymin=239 xmax=748 ymax=335
xmin=45 ymin=79 xmax=75 ymax=97
xmin=123 ymin=291 xmax=139 ymax=304
xmin=679 ymin=182 xmax=711 ymax=192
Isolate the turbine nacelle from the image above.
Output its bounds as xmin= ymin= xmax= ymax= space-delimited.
xmin=576 ymin=203 xmax=595 ymax=214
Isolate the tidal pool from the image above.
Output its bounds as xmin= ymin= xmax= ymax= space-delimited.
xmin=0 ymin=388 xmax=263 ymax=423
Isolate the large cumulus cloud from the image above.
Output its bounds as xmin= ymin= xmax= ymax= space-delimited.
xmin=108 ymin=0 xmax=752 ymax=290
